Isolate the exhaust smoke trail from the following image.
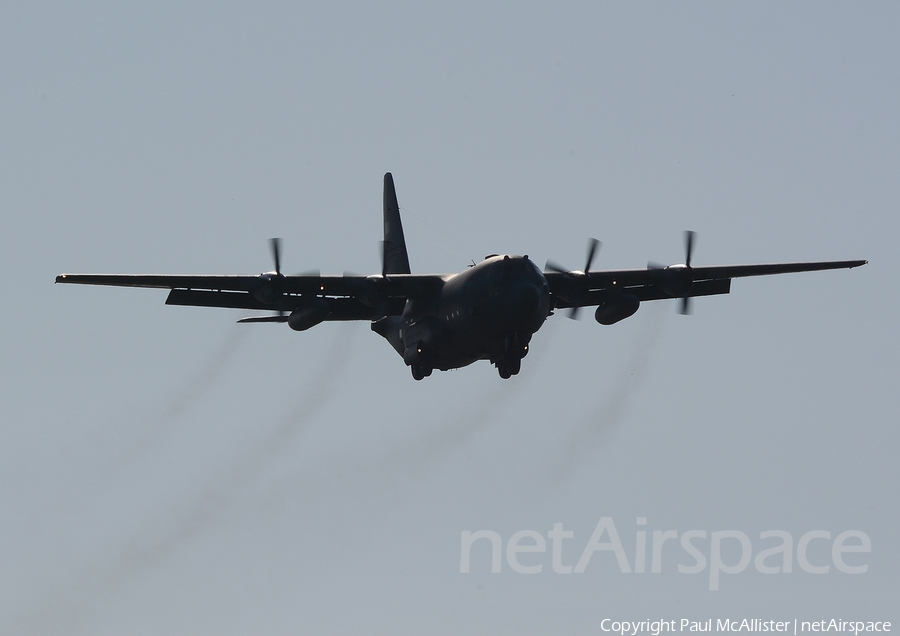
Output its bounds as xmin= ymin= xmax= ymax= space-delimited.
xmin=553 ymin=303 xmax=668 ymax=479
xmin=158 ymin=325 xmax=250 ymax=421
xmin=374 ymin=379 xmax=520 ymax=479
xmin=385 ymin=324 xmax=558 ymax=474
xmin=257 ymin=322 xmax=558 ymax=509
xmin=246 ymin=375 xmax=528 ymax=523
xmin=7 ymin=324 xmax=356 ymax=635
xmin=93 ymin=325 xmax=250 ymax=480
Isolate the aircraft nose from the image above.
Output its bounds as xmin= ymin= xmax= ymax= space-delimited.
xmin=507 ymin=281 xmax=549 ymax=329
xmin=513 ymin=283 xmax=541 ymax=313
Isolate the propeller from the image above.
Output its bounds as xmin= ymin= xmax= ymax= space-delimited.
xmin=247 ymin=237 xmax=287 ymax=314
xmin=241 ymin=239 xmax=326 ymax=324
xmin=679 ymin=230 xmax=695 ymax=314
xmin=271 ymin=238 xmax=285 ymax=319
xmin=584 ymin=237 xmax=600 ymax=274
xmin=270 ymin=237 xmax=282 ymax=276
xmin=678 ymin=230 xmax=697 ymax=316
xmin=684 ymin=230 xmax=695 ymax=268
xmin=545 ymin=237 xmax=601 ymax=319
xmin=680 ymin=292 xmax=692 ymax=315
xmin=648 ymin=231 xmax=696 ymax=315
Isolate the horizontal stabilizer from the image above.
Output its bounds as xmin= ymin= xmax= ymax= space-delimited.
xmin=237 ymin=315 xmax=289 ymax=323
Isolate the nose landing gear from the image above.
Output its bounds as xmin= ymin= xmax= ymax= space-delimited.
xmin=411 ymin=362 xmax=433 ymax=381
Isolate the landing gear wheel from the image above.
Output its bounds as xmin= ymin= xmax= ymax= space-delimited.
xmin=411 ymin=363 xmax=432 ymax=381
xmin=496 ymin=357 xmax=521 ymax=379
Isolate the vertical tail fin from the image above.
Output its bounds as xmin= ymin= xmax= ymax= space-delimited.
xmin=382 ymin=172 xmax=411 ymax=275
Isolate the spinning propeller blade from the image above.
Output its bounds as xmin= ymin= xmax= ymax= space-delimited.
xmin=680 ymin=230 xmax=695 ymax=314
xmin=684 ymin=230 xmax=695 ymax=268
xmin=270 ymin=237 xmax=282 ymax=275
xmin=584 ymin=237 xmax=600 ymax=273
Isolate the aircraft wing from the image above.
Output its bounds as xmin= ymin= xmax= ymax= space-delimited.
xmin=546 ymin=259 xmax=867 ymax=310
xmin=54 ymin=272 xmax=446 ymax=320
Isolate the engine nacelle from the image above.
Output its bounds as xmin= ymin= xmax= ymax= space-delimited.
xmin=355 ymin=275 xmax=386 ymax=307
xmin=657 ymin=264 xmax=692 ymax=297
xmin=594 ymin=294 xmax=640 ymax=325
xmin=252 ymin=272 xmax=284 ymax=304
xmin=288 ymin=299 xmax=331 ymax=331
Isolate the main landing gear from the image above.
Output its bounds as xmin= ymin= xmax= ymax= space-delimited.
xmin=411 ymin=362 xmax=433 ymax=381
xmin=494 ymin=334 xmax=529 ymax=379
xmin=496 ymin=357 xmax=521 ymax=379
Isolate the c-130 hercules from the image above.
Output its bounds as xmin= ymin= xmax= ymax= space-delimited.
xmin=57 ymin=173 xmax=866 ymax=380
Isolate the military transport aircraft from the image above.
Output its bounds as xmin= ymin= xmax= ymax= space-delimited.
xmin=56 ymin=173 xmax=866 ymax=380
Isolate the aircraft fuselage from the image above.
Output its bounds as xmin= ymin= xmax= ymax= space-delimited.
xmin=372 ymin=254 xmax=551 ymax=378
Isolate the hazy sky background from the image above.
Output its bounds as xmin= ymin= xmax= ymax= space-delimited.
xmin=1 ymin=3 xmax=897 ymax=634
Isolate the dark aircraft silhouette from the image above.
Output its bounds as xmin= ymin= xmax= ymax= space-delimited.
xmin=56 ymin=173 xmax=866 ymax=380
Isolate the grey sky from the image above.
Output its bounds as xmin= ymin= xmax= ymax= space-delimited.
xmin=1 ymin=3 xmax=897 ymax=634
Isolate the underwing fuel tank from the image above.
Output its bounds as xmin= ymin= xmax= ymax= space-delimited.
xmin=288 ymin=299 xmax=331 ymax=331
xmin=594 ymin=294 xmax=640 ymax=325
